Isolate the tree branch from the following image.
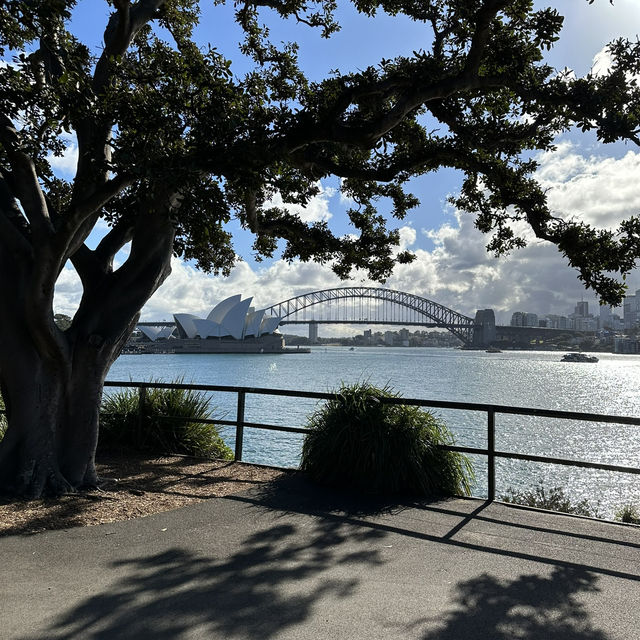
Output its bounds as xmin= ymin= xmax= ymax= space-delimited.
xmin=61 ymin=173 xmax=135 ymax=257
xmin=94 ymin=0 xmax=167 ymax=94
xmin=464 ymin=0 xmax=510 ymax=77
xmin=0 ymin=171 xmax=32 ymax=259
xmin=0 ymin=115 xmax=53 ymax=240
xmin=94 ymin=218 xmax=135 ymax=271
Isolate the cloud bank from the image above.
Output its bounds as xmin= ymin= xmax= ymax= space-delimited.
xmin=54 ymin=141 xmax=640 ymax=333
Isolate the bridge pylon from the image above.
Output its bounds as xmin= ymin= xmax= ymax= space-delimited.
xmin=472 ymin=309 xmax=497 ymax=347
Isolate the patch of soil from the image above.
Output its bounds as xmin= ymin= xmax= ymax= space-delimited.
xmin=0 ymin=453 xmax=286 ymax=536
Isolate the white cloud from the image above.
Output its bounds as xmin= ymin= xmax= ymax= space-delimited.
xmin=591 ymin=47 xmax=614 ymax=77
xmin=267 ymin=182 xmax=333 ymax=223
xmin=47 ymin=134 xmax=78 ymax=176
xmin=397 ymin=225 xmax=416 ymax=251
xmin=53 ymin=265 xmax=83 ymax=316
xmin=537 ymin=143 xmax=640 ymax=228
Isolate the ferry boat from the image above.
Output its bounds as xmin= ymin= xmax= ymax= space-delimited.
xmin=561 ymin=353 xmax=599 ymax=363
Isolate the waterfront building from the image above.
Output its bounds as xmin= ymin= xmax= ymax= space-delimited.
xmin=525 ymin=312 xmax=538 ymax=327
xmin=615 ymin=336 xmax=640 ymax=353
xmin=623 ymin=289 xmax=640 ymax=330
xmin=510 ymin=311 xmax=537 ymax=328
xmin=545 ymin=314 xmax=569 ymax=330
xmin=575 ymin=301 xmax=589 ymax=317
xmin=134 ymin=295 xmax=286 ymax=353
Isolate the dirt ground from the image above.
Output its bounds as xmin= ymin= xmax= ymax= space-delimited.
xmin=0 ymin=454 xmax=287 ymax=536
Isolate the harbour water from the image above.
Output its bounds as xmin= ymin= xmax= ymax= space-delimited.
xmin=108 ymin=347 xmax=640 ymax=517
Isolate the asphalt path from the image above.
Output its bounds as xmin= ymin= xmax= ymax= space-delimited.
xmin=2 ymin=474 xmax=639 ymax=640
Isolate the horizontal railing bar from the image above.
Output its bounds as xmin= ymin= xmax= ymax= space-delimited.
xmin=105 ymin=380 xmax=334 ymax=401
xmin=150 ymin=415 xmax=311 ymax=435
xmin=104 ymin=380 xmax=640 ymax=426
xmin=441 ymin=445 xmax=640 ymax=475
xmin=494 ymin=450 xmax=640 ymax=475
xmin=241 ymin=421 xmax=310 ymax=435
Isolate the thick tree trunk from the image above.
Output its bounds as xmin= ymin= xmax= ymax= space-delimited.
xmin=0 ymin=196 xmax=175 ymax=498
xmin=0 ymin=335 xmax=112 ymax=496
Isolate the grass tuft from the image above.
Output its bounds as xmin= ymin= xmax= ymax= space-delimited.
xmin=615 ymin=503 xmax=640 ymax=524
xmin=99 ymin=380 xmax=233 ymax=460
xmin=500 ymin=482 xmax=601 ymax=518
xmin=300 ymin=381 xmax=473 ymax=497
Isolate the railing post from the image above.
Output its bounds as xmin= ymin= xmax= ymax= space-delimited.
xmin=487 ymin=409 xmax=496 ymax=501
xmin=138 ymin=385 xmax=147 ymax=447
xmin=235 ymin=390 xmax=246 ymax=461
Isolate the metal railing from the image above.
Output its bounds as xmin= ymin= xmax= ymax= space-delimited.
xmin=103 ymin=380 xmax=640 ymax=501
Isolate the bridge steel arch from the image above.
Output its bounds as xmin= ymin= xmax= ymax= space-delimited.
xmin=264 ymin=287 xmax=476 ymax=345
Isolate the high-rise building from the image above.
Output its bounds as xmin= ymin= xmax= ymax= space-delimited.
xmin=623 ymin=289 xmax=640 ymax=330
xmin=575 ymin=301 xmax=589 ymax=317
xmin=525 ymin=313 xmax=538 ymax=327
xmin=545 ymin=314 xmax=569 ymax=329
xmin=510 ymin=312 xmax=525 ymax=327
xmin=510 ymin=311 xmax=537 ymax=327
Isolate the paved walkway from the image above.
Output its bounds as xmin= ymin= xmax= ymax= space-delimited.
xmin=2 ymin=475 xmax=639 ymax=639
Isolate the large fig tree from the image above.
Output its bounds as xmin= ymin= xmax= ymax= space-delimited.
xmin=1 ymin=0 xmax=639 ymax=496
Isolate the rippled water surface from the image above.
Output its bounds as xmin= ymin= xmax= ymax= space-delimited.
xmin=109 ymin=347 xmax=640 ymax=516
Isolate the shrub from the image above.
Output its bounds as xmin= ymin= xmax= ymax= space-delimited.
xmin=615 ymin=503 xmax=640 ymax=524
xmin=99 ymin=381 xmax=233 ymax=460
xmin=500 ymin=482 xmax=601 ymax=518
xmin=300 ymin=382 xmax=474 ymax=497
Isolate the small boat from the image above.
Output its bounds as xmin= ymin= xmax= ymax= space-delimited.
xmin=486 ymin=348 xmax=502 ymax=353
xmin=561 ymin=353 xmax=599 ymax=363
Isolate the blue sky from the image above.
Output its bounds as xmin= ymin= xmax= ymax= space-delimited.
xmin=36 ymin=1 xmax=640 ymax=329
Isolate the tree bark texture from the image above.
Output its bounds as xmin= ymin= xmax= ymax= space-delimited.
xmin=0 ymin=207 xmax=175 ymax=497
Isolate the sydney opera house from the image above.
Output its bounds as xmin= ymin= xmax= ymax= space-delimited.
xmin=134 ymin=295 xmax=289 ymax=353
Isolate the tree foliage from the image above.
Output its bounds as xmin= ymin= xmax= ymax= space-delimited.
xmin=1 ymin=0 xmax=640 ymax=497
xmin=1 ymin=0 xmax=639 ymax=305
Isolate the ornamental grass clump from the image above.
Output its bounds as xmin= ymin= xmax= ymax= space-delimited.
xmin=615 ymin=503 xmax=640 ymax=524
xmin=300 ymin=382 xmax=473 ymax=497
xmin=99 ymin=381 xmax=232 ymax=460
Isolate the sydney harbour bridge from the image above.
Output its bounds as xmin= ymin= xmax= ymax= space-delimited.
xmin=262 ymin=287 xmax=492 ymax=347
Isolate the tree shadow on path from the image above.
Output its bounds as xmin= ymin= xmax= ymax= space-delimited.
xmin=411 ymin=566 xmax=609 ymax=640
xmin=30 ymin=514 xmax=387 ymax=640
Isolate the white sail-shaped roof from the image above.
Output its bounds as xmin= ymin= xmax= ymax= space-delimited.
xmin=260 ymin=316 xmax=281 ymax=335
xmin=139 ymin=325 xmax=176 ymax=341
xmin=165 ymin=295 xmax=277 ymax=342
xmin=207 ymin=295 xmax=242 ymax=324
xmin=244 ymin=310 xmax=265 ymax=337
xmin=221 ymin=297 xmax=253 ymax=340
xmin=157 ymin=326 xmax=176 ymax=340
xmin=139 ymin=326 xmax=162 ymax=341
xmin=173 ymin=313 xmax=200 ymax=339
xmin=193 ymin=319 xmax=225 ymax=338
